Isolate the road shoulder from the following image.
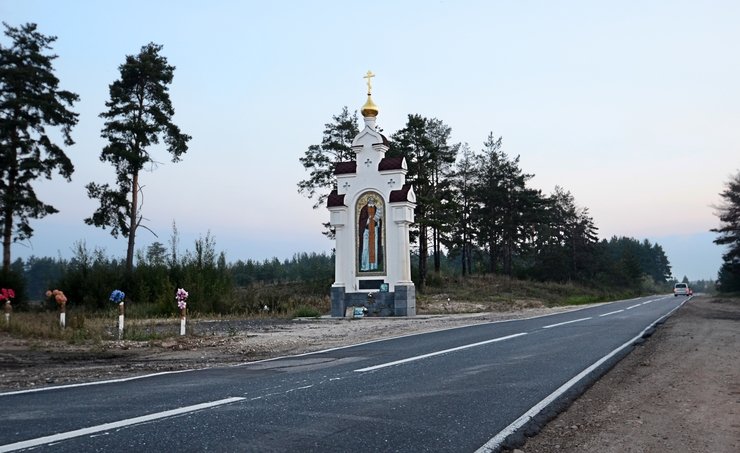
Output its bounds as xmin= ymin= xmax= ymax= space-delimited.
xmin=511 ymin=295 xmax=740 ymax=452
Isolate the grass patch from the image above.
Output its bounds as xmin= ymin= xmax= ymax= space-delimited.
xmin=291 ymin=305 xmax=322 ymax=318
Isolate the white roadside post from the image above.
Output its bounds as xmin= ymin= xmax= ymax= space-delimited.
xmin=1 ymin=289 xmax=13 ymax=325
xmin=176 ymin=288 xmax=189 ymax=336
xmin=48 ymin=290 xmax=68 ymax=328
xmin=118 ymin=302 xmax=125 ymax=340
xmin=109 ymin=290 xmax=126 ymax=340
xmin=180 ymin=306 xmax=186 ymax=336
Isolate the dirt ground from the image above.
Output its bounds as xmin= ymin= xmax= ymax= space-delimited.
xmin=1 ymin=296 xmax=738 ymax=452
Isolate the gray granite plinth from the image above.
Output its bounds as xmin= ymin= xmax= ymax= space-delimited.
xmin=393 ymin=284 xmax=416 ymax=316
xmin=330 ymin=286 xmax=346 ymax=317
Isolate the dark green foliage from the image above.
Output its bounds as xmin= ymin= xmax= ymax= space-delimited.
xmin=298 ymin=107 xmax=359 ymax=237
xmin=712 ymin=171 xmax=740 ymax=292
xmin=0 ymin=22 xmax=79 ymax=271
xmin=471 ymin=133 xmax=543 ymax=276
xmin=529 ymin=186 xmax=599 ymax=282
xmin=389 ymin=115 xmax=459 ymax=290
xmin=447 ymin=143 xmax=477 ymax=276
xmin=231 ymin=252 xmax=333 ymax=286
xmin=85 ymin=42 xmax=191 ymax=276
xmin=292 ymin=305 xmax=322 ymax=318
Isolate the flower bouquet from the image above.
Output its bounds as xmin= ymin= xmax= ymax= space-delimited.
xmin=1 ymin=288 xmax=14 ymax=324
xmin=46 ymin=289 xmax=68 ymax=327
xmin=110 ymin=289 xmax=126 ymax=338
xmin=176 ymin=288 xmax=189 ymax=335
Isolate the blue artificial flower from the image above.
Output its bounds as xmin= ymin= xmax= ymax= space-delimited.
xmin=110 ymin=289 xmax=125 ymax=303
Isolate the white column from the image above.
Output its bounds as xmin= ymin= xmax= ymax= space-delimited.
xmin=330 ymin=208 xmax=348 ymax=287
xmin=393 ymin=204 xmax=414 ymax=284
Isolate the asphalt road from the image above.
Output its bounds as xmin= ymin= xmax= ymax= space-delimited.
xmin=0 ymin=295 xmax=688 ymax=452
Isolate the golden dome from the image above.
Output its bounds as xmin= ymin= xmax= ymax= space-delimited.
xmin=361 ymin=94 xmax=379 ymax=117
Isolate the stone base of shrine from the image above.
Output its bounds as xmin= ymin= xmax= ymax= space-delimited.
xmin=330 ymin=284 xmax=415 ymax=317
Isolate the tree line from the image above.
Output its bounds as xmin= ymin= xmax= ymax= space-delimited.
xmin=712 ymin=170 xmax=740 ymax=292
xmin=299 ymin=108 xmax=675 ymax=291
xmin=6 ymin=227 xmax=335 ymax=314
xmin=1 ymin=22 xmax=189 ymax=286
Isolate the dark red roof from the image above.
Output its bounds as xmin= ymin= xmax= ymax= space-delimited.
xmin=334 ymin=161 xmax=357 ymax=175
xmin=378 ymin=156 xmax=404 ymax=171
xmin=327 ymin=190 xmax=346 ymax=207
xmin=373 ymin=133 xmax=390 ymax=147
xmin=389 ymin=184 xmax=413 ymax=203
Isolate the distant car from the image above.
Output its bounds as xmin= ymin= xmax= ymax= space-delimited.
xmin=674 ymin=283 xmax=690 ymax=297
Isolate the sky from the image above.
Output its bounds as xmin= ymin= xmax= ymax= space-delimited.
xmin=2 ymin=0 xmax=738 ymax=281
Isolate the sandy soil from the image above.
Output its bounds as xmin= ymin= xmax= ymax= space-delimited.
xmin=1 ymin=296 xmax=738 ymax=452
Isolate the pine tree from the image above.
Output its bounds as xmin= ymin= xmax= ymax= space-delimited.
xmin=0 ymin=23 xmax=79 ymax=271
xmin=472 ymin=132 xmax=543 ymax=276
xmin=298 ymin=107 xmax=359 ymax=237
xmin=85 ymin=43 xmax=191 ymax=277
xmin=390 ymin=114 xmax=434 ymax=290
xmin=449 ymin=143 xmax=478 ymax=275
xmin=711 ymin=171 xmax=740 ymax=291
xmin=298 ymin=107 xmax=359 ymax=209
xmin=472 ymin=133 xmax=506 ymax=273
xmin=426 ymin=118 xmax=459 ymax=273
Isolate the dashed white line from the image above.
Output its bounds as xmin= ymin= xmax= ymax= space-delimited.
xmin=0 ymin=397 xmax=245 ymax=452
xmin=626 ymin=304 xmax=641 ymax=310
xmin=354 ymin=332 xmax=527 ymax=372
xmin=599 ymin=309 xmax=624 ymax=317
xmin=542 ymin=317 xmax=592 ymax=329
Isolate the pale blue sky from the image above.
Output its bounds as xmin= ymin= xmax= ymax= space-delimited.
xmin=2 ymin=0 xmax=737 ymax=280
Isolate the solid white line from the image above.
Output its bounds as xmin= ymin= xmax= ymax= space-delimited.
xmin=475 ymin=298 xmax=691 ymax=453
xmin=626 ymin=304 xmax=641 ymax=310
xmin=0 ymin=369 xmax=196 ymax=397
xmin=542 ymin=317 xmax=591 ymax=329
xmin=599 ymin=310 xmax=624 ymax=317
xmin=353 ymin=332 xmax=527 ymax=372
xmin=0 ymin=397 xmax=245 ymax=452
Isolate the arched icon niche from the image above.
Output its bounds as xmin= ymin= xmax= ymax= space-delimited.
xmin=356 ymin=191 xmax=385 ymax=274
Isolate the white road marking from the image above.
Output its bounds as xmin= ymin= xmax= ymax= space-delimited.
xmin=353 ymin=332 xmax=527 ymax=372
xmin=0 ymin=397 xmax=245 ymax=452
xmin=626 ymin=304 xmax=641 ymax=310
xmin=542 ymin=317 xmax=591 ymax=329
xmin=0 ymin=369 xmax=195 ymax=397
xmin=599 ymin=310 xmax=624 ymax=317
xmin=476 ymin=297 xmax=691 ymax=453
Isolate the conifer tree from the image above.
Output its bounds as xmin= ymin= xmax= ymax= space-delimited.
xmin=426 ymin=118 xmax=459 ymax=273
xmin=86 ymin=43 xmax=190 ymax=276
xmin=298 ymin=107 xmax=359 ymax=237
xmin=298 ymin=107 xmax=359 ymax=209
xmin=0 ymin=23 xmax=79 ymax=272
xmin=712 ymin=171 xmax=740 ymax=291
xmin=390 ymin=114 xmax=434 ymax=289
xmin=449 ymin=143 xmax=478 ymax=275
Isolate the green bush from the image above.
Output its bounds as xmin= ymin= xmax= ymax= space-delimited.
xmin=292 ymin=305 xmax=322 ymax=318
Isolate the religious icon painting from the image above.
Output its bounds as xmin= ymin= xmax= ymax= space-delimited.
xmin=356 ymin=191 xmax=385 ymax=275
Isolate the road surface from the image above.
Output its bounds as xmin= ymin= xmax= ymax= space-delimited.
xmin=0 ymin=295 xmax=687 ymax=452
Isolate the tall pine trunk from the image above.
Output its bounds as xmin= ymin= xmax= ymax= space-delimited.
xmin=433 ymin=228 xmax=441 ymax=272
xmin=418 ymin=225 xmax=428 ymax=291
xmin=2 ymin=133 xmax=18 ymax=272
xmin=126 ymin=170 xmax=139 ymax=276
xmin=461 ymin=229 xmax=468 ymax=276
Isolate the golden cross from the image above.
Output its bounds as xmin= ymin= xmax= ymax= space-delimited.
xmin=363 ymin=70 xmax=375 ymax=95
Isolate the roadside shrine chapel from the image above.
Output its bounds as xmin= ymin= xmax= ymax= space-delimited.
xmin=327 ymin=71 xmax=416 ymax=317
